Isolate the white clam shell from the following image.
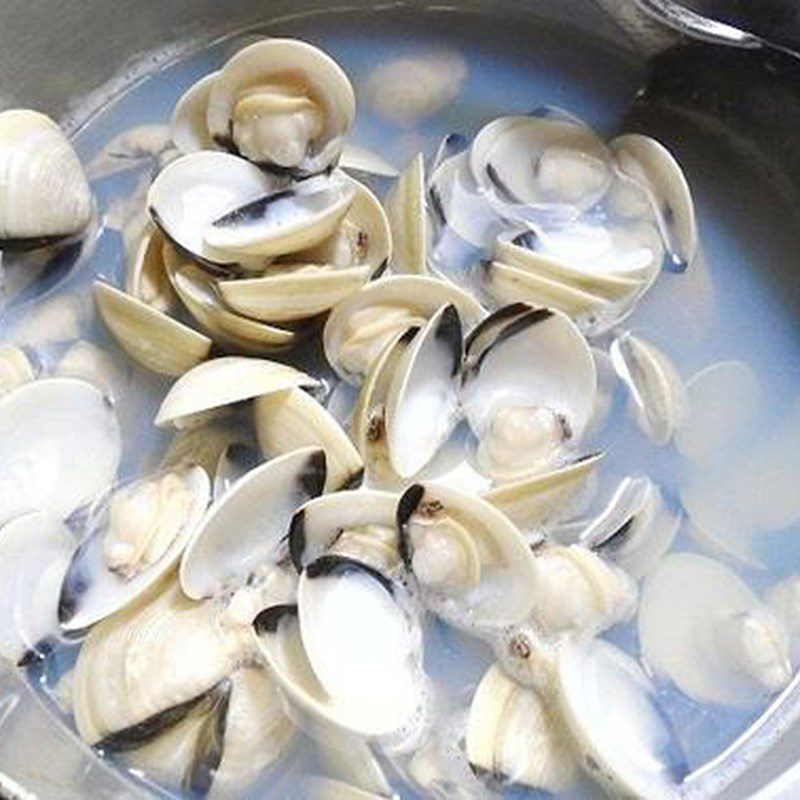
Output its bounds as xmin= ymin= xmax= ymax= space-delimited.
xmin=154 ymin=356 xmax=317 ymax=429
xmin=0 ymin=510 xmax=74 ymax=666
xmin=94 ymin=281 xmax=212 ymax=377
xmin=0 ymin=110 xmax=93 ymax=245
xmin=385 ymin=153 xmax=427 ymax=274
xmin=0 ymin=378 xmax=121 ymax=527
xmin=170 ymin=72 xmax=220 ymax=154
xmin=124 ymin=224 xmax=179 ymax=314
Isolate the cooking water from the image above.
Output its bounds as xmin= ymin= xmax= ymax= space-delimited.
xmin=3 ymin=6 xmax=800 ymax=799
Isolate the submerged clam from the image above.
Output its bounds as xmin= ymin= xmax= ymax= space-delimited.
xmin=0 ymin=110 xmax=93 ymax=249
xmin=461 ymin=304 xmax=596 ymax=481
xmin=639 ymin=553 xmax=792 ymax=707
xmin=397 ymin=483 xmax=537 ymax=629
xmin=324 ymin=275 xmax=484 ymax=386
xmin=59 ymin=465 xmax=210 ymax=632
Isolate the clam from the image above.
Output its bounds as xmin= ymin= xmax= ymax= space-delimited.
xmin=154 ymin=356 xmax=317 ymax=429
xmin=555 ymin=637 xmax=687 ymax=799
xmin=639 ymin=553 xmax=792 ymax=707
xmin=94 ymin=281 xmax=212 ymax=376
xmin=384 ymin=304 xmax=463 ymax=479
xmin=610 ymin=331 xmax=685 ymax=444
xmin=610 ymin=133 xmax=697 ymax=272
xmin=170 ymin=72 xmax=219 ymax=154
xmin=218 ymin=177 xmax=390 ymax=322
xmin=0 ymin=342 xmax=36 ymax=397
xmin=58 ymin=465 xmax=210 ymax=632
xmin=461 ymin=304 xmax=596 ymax=481
xmin=180 ymin=447 xmax=326 ymax=600
xmin=254 ymin=388 xmax=364 ymax=492
xmin=0 ymin=511 xmax=74 ymax=665
xmin=483 ymin=452 xmax=603 ymax=530
xmin=527 ymin=544 xmax=636 ymax=636
xmin=0 ymin=378 xmax=121 ymax=527
xmin=0 ymin=110 xmax=93 ymax=248
xmin=162 ymin=245 xmax=299 ymax=353
xmin=288 ymin=490 xmax=401 ymax=574
xmin=254 ymin=556 xmax=426 ymax=739
xmin=351 ymin=328 xmax=419 ymax=489
xmin=129 ymin=664 xmax=296 ymax=796
xmin=125 ymin=223 xmax=179 ymax=313
xmin=397 ymin=482 xmax=537 ymax=629
xmin=206 ymin=38 xmax=355 ymax=175
xmin=466 ymin=663 xmax=578 ymax=793
xmin=71 ymin=579 xmax=260 ymax=757
xmin=385 ymin=153 xmax=427 ymax=274
xmin=580 ymin=475 xmax=681 ymax=579
xmin=323 ymin=275 xmax=484 ymax=386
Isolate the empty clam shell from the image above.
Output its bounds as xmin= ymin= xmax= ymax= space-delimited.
xmin=288 ymin=490 xmax=400 ymax=574
xmin=639 ymin=553 xmax=792 ymax=707
xmin=58 ymin=466 xmax=211 ymax=632
xmin=125 ymin=224 xmax=179 ymax=314
xmin=483 ymin=452 xmax=603 ymax=530
xmin=610 ymin=331 xmax=685 ymax=444
xmin=385 ymin=153 xmax=427 ymax=274
xmin=610 ymin=134 xmax=697 ymax=272
xmin=0 ymin=342 xmax=36 ymax=397
xmin=206 ymin=38 xmax=355 ymax=175
xmin=180 ymin=447 xmax=326 ymax=599
xmin=204 ymin=171 xmax=356 ymax=260
xmin=162 ymin=245 xmax=299 ymax=352
xmin=255 ymin=388 xmax=363 ymax=492
xmin=555 ymin=637 xmax=687 ymax=799
xmin=0 ymin=378 xmax=121 ymax=527
xmin=397 ymin=482 xmax=537 ymax=629
xmin=466 ymin=662 xmax=577 ymax=793
xmin=170 ymin=72 xmax=219 ymax=154
xmin=0 ymin=511 xmax=74 ymax=666
xmin=385 ymin=304 xmax=463 ymax=479
xmin=324 ymin=275 xmax=484 ymax=386
xmin=154 ymin=356 xmax=317 ymax=429
xmin=94 ymin=281 xmax=212 ymax=377
xmin=0 ymin=110 xmax=93 ymax=247
xmin=461 ymin=304 xmax=596 ymax=481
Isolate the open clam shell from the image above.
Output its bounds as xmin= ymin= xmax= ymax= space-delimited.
xmin=397 ymin=482 xmax=537 ymax=629
xmin=254 ymin=557 xmax=425 ymax=739
xmin=203 ymin=170 xmax=356 ymax=260
xmin=323 ymin=275 xmax=484 ymax=386
xmin=385 ymin=304 xmax=463 ymax=479
xmin=555 ymin=637 xmax=687 ymax=799
xmin=58 ymin=466 xmax=211 ymax=632
xmin=170 ymin=72 xmax=219 ymax=154
xmin=288 ymin=490 xmax=400 ymax=574
xmin=254 ymin=388 xmax=363 ymax=492
xmin=72 ymin=580 xmax=245 ymax=747
xmin=610 ymin=133 xmax=697 ymax=272
xmin=0 ymin=511 xmax=74 ymax=666
xmin=162 ymin=243 xmax=299 ymax=352
xmin=385 ymin=153 xmax=427 ymax=274
xmin=218 ymin=178 xmax=390 ymax=323
xmin=0 ymin=110 xmax=93 ymax=248
xmin=180 ymin=447 xmax=326 ymax=600
xmin=639 ymin=553 xmax=792 ymax=707
xmin=94 ymin=281 xmax=212 ymax=376
xmin=206 ymin=38 xmax=355 ymax=176
xmin=466 ymin=662 xmax=578 ymax=793
xmin=461 ymin=304 xmax=596 ymax=481
xmin=154 ymin=356 xmax=318 ymax=429
xmin=0 ymin=378 xmax=121 ymax=527
xmin=125 ymin=224 xmax=179 ymax=314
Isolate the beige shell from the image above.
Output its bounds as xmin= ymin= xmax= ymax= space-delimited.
xmin=125 ymin=224 xmax=179 ymax=313
xmin=0 ymin=343 xmax=36 ymax=398
xmin=385 ymin=152 xmax=427 ymax=274
xmin=93 ymin=281 xmax=212 ymax=376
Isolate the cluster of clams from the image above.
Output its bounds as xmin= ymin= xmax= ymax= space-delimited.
xmin=1 ymin=36 xmax=799 ymax=800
